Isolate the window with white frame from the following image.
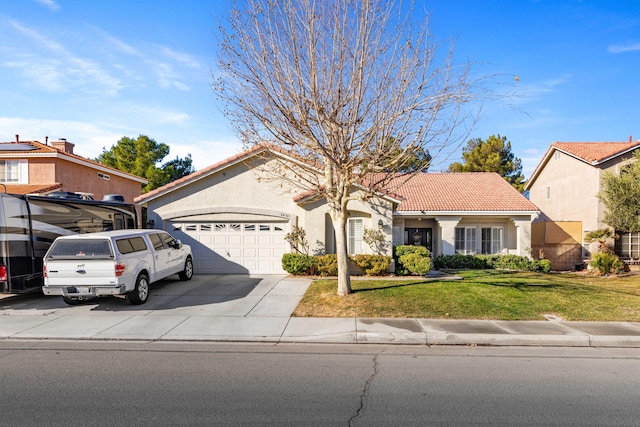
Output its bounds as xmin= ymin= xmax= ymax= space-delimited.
xmin=481 ymin=227 xmax=504 ymax=254
xmin=616 ymin=232 xmax=640 ymax=259
xmin=0 ymin=160 xmax=27 ymax=183
xmin=347 ymin=218 xmax=364 ymax=254
xmin=455 ymin=227 xmax=477 ymax=255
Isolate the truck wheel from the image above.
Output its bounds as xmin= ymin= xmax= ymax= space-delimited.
xmin=127 ymin=273 xmax=149 ymax=305
xmin=179 ymin=257 xmax=193 ymax=281
xmin=63 ymin=297 xmax=81 ymax=305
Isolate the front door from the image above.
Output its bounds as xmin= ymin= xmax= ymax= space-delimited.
xmin=405 ymin=228 xmax=432 ymax=252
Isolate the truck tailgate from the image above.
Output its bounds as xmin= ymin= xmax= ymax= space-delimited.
xmin=45 ymin=259 xmax=118 ymax=287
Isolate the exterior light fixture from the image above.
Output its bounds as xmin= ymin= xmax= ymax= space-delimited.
xmin=146 ymin=219 xmax=155 ymax=229
xmin=378 ymin=219 xmax=384 ymax=228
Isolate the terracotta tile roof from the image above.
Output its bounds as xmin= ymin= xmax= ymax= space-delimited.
xmin=137 ymin=144 xmax=538 ymax=213
xmin=1 ymin=183 xmax=63 ymax=195
xmin=389 ymin=172 xmax=539 ymax=212
xmin=0 ymin=140 xmax=147 ymax=183
xmin=551 ymin=141 xmax=640 ymax=164
xmin=525 ymin=140 xmax=640 ymax=191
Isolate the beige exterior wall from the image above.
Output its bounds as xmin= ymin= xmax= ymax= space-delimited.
xmin=529 ymin=150 xmax=636 ymax=257
xmin=144 ymin=159 xmax=394 ymax=257
xmin=529 ymin=151 xmax=601 ymax=231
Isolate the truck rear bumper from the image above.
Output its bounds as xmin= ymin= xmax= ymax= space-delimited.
xmin=43 ymin=285 xmax=128 ymax=298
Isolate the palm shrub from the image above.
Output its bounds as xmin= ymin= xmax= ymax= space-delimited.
xmin=353 ymin=254 xmax=392 ymax=276
xmin=589 ymin=252 xmax=623 ymax=275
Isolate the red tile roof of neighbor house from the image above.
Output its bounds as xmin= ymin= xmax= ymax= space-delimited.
xmin=552 ymin=141 xmax=640 ymax=163
xmin=0 ymin=183 xmax=63 ymax=195
xmin=0 ymin=140 xmax=147 ymax=184
xmin=390 ymin=172 xmax=539 ymax=212
xmin=524 ymin=140 xmax=640 ymax=192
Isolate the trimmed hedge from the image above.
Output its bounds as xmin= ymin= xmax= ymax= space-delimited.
xmin=282 ymin=253 xmax=392 ymax=276
xmin=314 ymin=254 xmax=339 ymax=276
xmin=433 ymin=254 xmax=489 ymax=270
xmin=434 ymin=253 xmax=552 ymax=273
xmin=353 ymin=254 xmax=392 ymax=276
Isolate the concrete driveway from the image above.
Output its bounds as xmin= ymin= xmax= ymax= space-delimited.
xmin=0 ymin=274 xmax=313 ymax=341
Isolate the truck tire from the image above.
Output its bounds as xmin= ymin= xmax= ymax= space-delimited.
xmin=63 ymin=296 xmax=81 ymax=305
xmin=127 ymin=273 xmax=149 ymax=305
xmin=179 ymin=257 xmax=193 ymax=281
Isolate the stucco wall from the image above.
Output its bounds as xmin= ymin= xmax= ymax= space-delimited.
xmin=52 ymin=158 xmax=142 ymax=204
xmin=27 ymin=158 xmax=56 ymax=183
xmin=144 ymin=158 xmax=395 ymax=257
xmin=529 ymin=151 xmax=634 ymax=234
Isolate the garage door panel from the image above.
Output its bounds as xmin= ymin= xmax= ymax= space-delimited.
xmin=258 ymin=248 xmax=272 ymax=257
xmin=173 ymin=221 xmax=288 ymax=274
xmin=198 ymin=236 xmax=212 ymax=245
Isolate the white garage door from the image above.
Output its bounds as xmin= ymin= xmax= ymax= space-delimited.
xmin=171 ymin=222 xmax=288 ymax=274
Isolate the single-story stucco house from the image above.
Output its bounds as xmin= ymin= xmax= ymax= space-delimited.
xmin=135 ymin=145 xmax=540 ymax=274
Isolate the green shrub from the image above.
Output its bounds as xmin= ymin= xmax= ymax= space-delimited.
xmin=434 ymin=253 xmax=552 ymax=273
xmin=399 ymin=253 xmax=432 ymax=275
xmin=531 ymin=259 xmax=552 ymax=273
xmin=282 ymin=253 xmax=316 ymax=275
xmin=434 ymin=254 xmax=489 ymax=270
xmin=589 ymin=252 xmax=623 ymax=275
xmin=484 ymin=254 xmax=532 ymax=271
xmin=353 ymin=254 xmax=392 ymax=276
xmin=394 ymin=245 xmax=431 ymax=276
xmin=315 ymin=254 xmax=339 ymax=276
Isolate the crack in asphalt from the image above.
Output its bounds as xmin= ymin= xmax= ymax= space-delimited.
xmin=348 ymin=353 xmax=379 ymax=426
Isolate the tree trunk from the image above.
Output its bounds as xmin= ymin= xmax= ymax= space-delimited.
xmin=333 ymin=210 xmax=352 ymax=296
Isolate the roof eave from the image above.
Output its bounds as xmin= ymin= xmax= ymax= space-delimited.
xmin=394 ymin=210 xmax=540 ymax=217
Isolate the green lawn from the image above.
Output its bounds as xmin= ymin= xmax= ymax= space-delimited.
xmin=292 ymin=270 xmax=640 ymax=321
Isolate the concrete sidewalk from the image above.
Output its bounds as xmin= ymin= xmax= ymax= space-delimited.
xmin=1 ymin=275 xmax=640 ymax=347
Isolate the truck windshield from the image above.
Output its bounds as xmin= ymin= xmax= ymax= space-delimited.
xmin=47 ymin=240 xmax=113 ymax=258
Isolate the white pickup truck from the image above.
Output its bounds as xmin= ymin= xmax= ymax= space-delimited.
xmin=43 ymin=229 xmax=193 ymax=305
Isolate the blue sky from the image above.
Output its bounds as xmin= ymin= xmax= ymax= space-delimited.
xmin=1 ymin=0 xmax=639 ymax=178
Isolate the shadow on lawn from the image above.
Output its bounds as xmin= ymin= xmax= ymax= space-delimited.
xmin=351 ymin=281 xmax=434 ymax=293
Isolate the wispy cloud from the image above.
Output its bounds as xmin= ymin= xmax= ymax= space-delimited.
xmin=608 ymin=43 xmax=640 ymax=54
xmin=34 ymin=0 xmax=59 ymax=12
xmin=5 ymin=20 xmax=123 ymax=95
xmin=3 ymin=19 xmax=202 ymax=94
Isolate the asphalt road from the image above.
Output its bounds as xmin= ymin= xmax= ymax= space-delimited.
xmin=0 ymin=342 xmax=639 ymax=426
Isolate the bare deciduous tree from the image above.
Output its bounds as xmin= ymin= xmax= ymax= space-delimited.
xmin=214 ymin=0 xmax=483 ymax=296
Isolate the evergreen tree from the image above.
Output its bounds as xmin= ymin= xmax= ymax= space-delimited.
xmin=448 ymin=135 xmax=525 ymax=191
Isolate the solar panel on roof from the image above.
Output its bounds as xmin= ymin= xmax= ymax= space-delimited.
xmin=0 ymin=143 xmax=38 ymax=151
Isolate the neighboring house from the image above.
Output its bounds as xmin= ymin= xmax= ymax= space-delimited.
xmin=135 ymin=145 xmax=539 ymax=275
xmin=525 ymin=140 xmax=640 ymax=261
xmin=0 ymin=136 xmax=147 ymax=203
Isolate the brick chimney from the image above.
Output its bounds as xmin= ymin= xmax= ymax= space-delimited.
xmin=51 ymin=138 xmax=75 ymax=154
